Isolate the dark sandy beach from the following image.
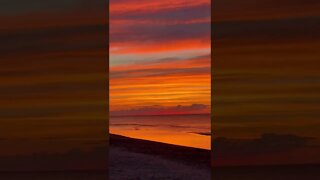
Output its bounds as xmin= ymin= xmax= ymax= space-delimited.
xmin=212 ymin=164 xmax=320 ymax=180
xmin=110 ymin=134 xmax=211 ymax=180
xmin=0 ymin=145 xmax=108 ymax=180
xmin=0 ymin=134 xmax=211 ymax=180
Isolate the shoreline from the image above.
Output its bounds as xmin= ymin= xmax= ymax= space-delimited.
xmin=110 ymin=134 xmax=211 ymax=168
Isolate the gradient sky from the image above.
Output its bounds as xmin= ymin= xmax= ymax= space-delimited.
xmin=212 ymin=0 xmax=320 ymax=166
xmin=110 ymin=0 xmax=211 ymax=115
xmin=0 ymin=0 xmax=108 ymax=170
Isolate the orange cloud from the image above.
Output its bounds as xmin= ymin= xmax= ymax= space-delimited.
xmin=110 ymin=56 xmax=211 ymax=112
xmin=111 ymin=39 xmax=210 ymax=54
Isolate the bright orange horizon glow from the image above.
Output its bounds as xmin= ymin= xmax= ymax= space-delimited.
xmin=110 ymin=56 xmax=211 ymax=112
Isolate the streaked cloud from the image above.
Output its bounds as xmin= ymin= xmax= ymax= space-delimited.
xmin=110 ymin=0 xmax=211 ymax=114
xmin=110 ymin=55 xmax=210 ymax=111
xmin=212 ymin=0 xmax=320 ymax=166
xmin=110 ymin=0 xmax=210 ymax=56
xmin=0 ymin=0 xmax=108 ymax=160
xmin=213 ymin=0 xmax=320 ymax=22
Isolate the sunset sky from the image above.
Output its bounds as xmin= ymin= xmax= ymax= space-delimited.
xmin=213 ymin=0 xmax=320 ymax=139
xmin=0 ymin=0 xmax=108 ymax=170
xmin=212 ymin=0 xmax=320 ymax=166
xmin=1 ymin=0 xmax=319 ymax=170
xmin=110 ymin=0 xmax=211 ymax=116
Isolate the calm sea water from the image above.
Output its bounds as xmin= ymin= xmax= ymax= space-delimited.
xmin=110 ymin=114 xmax=211 ymax=149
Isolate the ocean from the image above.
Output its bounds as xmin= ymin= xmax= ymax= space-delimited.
xmin=110 ymin=114 xmax=211 ymax=149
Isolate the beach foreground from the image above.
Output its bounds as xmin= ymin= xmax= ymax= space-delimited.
xmin=110 ymin=134 xmax=211 ymax=180
xmin=212 ymin=164 xmax=320 ymax=180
